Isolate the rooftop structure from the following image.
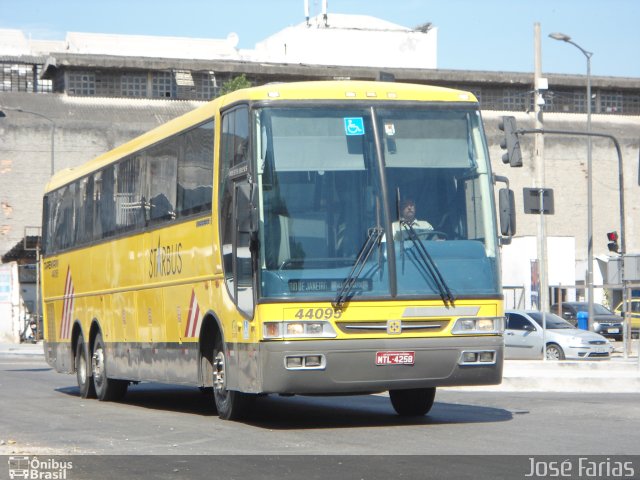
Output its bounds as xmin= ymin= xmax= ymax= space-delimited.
xmin=1 ymin=19 xmax=638 ymax=115
xmin=253 ymin=13 xmax=437 ymax=69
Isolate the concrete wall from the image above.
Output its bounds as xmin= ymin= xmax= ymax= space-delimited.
xmin=487 ymin=110 xmax=640 ymax=284
xmin=0 ymin=92 xmax=203 ymax=256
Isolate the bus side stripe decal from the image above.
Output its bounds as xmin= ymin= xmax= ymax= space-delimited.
xmin=61 ymin=267 xmax=74 ymax=340
xmin=62 ymin=267 xmax=69 ymax=339
xmin=61 ymin=269 xmax=68 ymax=339
xmin=65 ymin=274 xmax=72 ymax=339
xmin=185 ymin=290 xmax=201 ymax=338
xmin=184 ymin=291 xmax=194 ymax=337
xmin=68 ymin=285 xmax=75 ymax=340
xmin=191 ymin=303 xmax=200 ymax=337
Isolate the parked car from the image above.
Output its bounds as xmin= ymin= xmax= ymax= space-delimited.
xmin=550 ymin=302 xmax=623 ymax=340
xmin=504 ymin=310 xmax=613 ymax=360
xmin=613 ymin=298 xmax=640 ymax=338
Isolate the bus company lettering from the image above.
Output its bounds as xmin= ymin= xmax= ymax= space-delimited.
xmin=43 ymin=259 xmax=58 ymax=270
xmin=43 ymin=259 xmax=59 ymax=278
xmin=149 ymin=239 xmax=183 ymax=278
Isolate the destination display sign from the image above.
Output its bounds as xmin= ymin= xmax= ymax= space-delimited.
xmin=288 ymin=278 xmax=372 ymax=293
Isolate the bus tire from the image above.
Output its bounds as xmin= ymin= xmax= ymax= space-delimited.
xmin=389 ymin=387 xmax=436 ymax=416
xmin=91 ymin=332 xmax=128 ymax=401
xmin=212 ymin=335 xmax=254 ymax=420
xmin=75 ymin=333 xmax=96 ymax=399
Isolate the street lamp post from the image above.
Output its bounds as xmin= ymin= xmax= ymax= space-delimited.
xmin=0 ymin=107 xmax=56 ymax=176
xmin=549 ymin=32 xmax=595 ymax=331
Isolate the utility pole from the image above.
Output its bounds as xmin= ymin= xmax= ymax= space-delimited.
xmin=534 ymin=24 xmax=549 ymax=314
xmin=534 ymin=23 xmax=549 ymax=360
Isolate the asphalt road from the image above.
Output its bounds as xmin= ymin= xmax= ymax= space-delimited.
xmin=2 ymin=353 xmax=639 ymax=455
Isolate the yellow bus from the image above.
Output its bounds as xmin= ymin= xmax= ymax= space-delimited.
xmin=42 ymin=81 xmax=512 ymax=420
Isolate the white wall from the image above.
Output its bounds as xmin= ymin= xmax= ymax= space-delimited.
xmin=0 ymin=262 xmax=22 ymax=343
xmin=501 ymin=236 xmax=576 ymax=310
xmin=253 ymin=14 xmax=437 ymax=69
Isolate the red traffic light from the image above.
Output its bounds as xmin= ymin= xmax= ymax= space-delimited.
xmin=607 ymin=231 xmax=619 ymax=253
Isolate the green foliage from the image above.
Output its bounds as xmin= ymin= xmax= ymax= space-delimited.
xmin=220 ymin=74 xmax=252 ymax=96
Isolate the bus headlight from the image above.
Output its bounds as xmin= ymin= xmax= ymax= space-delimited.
xmin=263 ymin=321 xmax=337 ymax=340
xmin=452 ymin=317 xmax=504 ymax=335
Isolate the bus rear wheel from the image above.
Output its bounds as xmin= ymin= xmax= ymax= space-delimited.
xmin=212 ymin=335 xmax=254 ymax=420
xmin=92 ymin=332 xmax=128 ymax=401
xmin=389 ymin=387 xmax=436 ymax=416
xmin=75 ymin=333 xmax=96 ymax=399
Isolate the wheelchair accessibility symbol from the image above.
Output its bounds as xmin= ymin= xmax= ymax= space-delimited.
xmin=344 ymin=117 xmax=365 ymax=136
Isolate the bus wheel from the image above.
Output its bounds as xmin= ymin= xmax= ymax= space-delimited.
xmin=212 ymin=336 xmax=253 ymax=420
xmin=75 ymin=333 xmax=96 ymax=399
xmin=389 ymin=387 xmax=436 ymax=416
xmin=91 ymin=332 xmax=128 ymax=401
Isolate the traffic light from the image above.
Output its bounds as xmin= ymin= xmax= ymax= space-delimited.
xmin=607 ymin=231 xmax=619 ymax=253
xmin=498 ymin=116 xmax=523 ymax=167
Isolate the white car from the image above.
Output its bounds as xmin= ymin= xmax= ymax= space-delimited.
xmin=505 ymin=310 xmax=613 ymax=360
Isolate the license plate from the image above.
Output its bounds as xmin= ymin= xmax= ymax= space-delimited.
xmin=594 ymin=347 xmax=606 ymax=353
xmin=608 ymin=328 xmax=620 ymax=334
xmin=376 ymin=351 xmax=415 ymax=365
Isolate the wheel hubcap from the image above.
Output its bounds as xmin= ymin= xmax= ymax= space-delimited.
xmin=213 ymin=351 xmax=226 ymax=391
xmin=92 ymin=348 xmax=105 ymax=386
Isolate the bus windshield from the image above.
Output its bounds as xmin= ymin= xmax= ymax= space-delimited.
xmin=256 ymin=105 xmax=500 ymax=301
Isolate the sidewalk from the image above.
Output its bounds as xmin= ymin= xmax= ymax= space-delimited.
xmin=456 ymin=342 xmax=640 ymax=393
xmin=484 ymin=355 xmax=640 ymax=393
xmin=0 ymin=341 xmax=45 ymax=357
xmin=1 ymin=341 xmax=639 ymax=393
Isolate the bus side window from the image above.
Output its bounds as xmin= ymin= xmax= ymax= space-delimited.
xmin=92 ymin=170 xmax=104 ymax=240
xmin=146 ymin=140 xmax=178 ymax=223
xmin=177 ymin=120 xmax=214 ymax=216
xmin=77 ymin=176 xmax=94 ymax=244
xmin=54 ymin=184 xmax=76 ymax=251
xmin=115 ymin=155 xmax=145 ymax=231
xmin=98 ymin=166 xmax=116 ymax=238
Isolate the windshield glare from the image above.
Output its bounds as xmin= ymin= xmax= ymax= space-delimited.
xmin=256 ymin=105 xmax=500 ymax=301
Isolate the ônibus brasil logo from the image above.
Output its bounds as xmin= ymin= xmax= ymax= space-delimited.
xmin=8 ymin=457 xmax=73 ymax=479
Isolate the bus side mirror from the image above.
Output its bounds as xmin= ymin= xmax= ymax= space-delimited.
xmin=498 ymin=188 xmax=516 ymax=244
xmin=494 ymin=175 xmax=516 ymax=245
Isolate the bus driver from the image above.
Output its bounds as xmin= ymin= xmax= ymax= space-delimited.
xmin=392 ymin=199 xmax=434 ymax=240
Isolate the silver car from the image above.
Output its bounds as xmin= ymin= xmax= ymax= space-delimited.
xmin=505 ymin=310 xmax=613 ymax=360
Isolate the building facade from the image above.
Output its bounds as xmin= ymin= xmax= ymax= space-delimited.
xmin=1 ymin=15 xmax=639 ymax=316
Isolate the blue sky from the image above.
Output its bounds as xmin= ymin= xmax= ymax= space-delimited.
xmin=1 ymin=0 xmax=638 ymax=78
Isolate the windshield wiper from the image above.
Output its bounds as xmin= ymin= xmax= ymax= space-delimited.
xmin=332 ymin=226 xmax=384 ymax=308
xmin=401 ymin=221 xmax=455 ymax=306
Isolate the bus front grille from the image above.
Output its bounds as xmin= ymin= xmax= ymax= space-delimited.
xmin=335 ymin=320 xmax=449 ymax=335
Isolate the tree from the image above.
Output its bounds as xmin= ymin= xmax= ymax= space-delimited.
xmin=220 ymin=74 xmax=252 ymax=96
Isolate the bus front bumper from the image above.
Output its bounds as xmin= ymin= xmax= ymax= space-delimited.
xmin=257 ymin=336 xmax=503 ymax=395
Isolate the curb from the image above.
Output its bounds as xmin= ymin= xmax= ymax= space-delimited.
xmin=449 ymin=358 xmax=640 ymax=393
